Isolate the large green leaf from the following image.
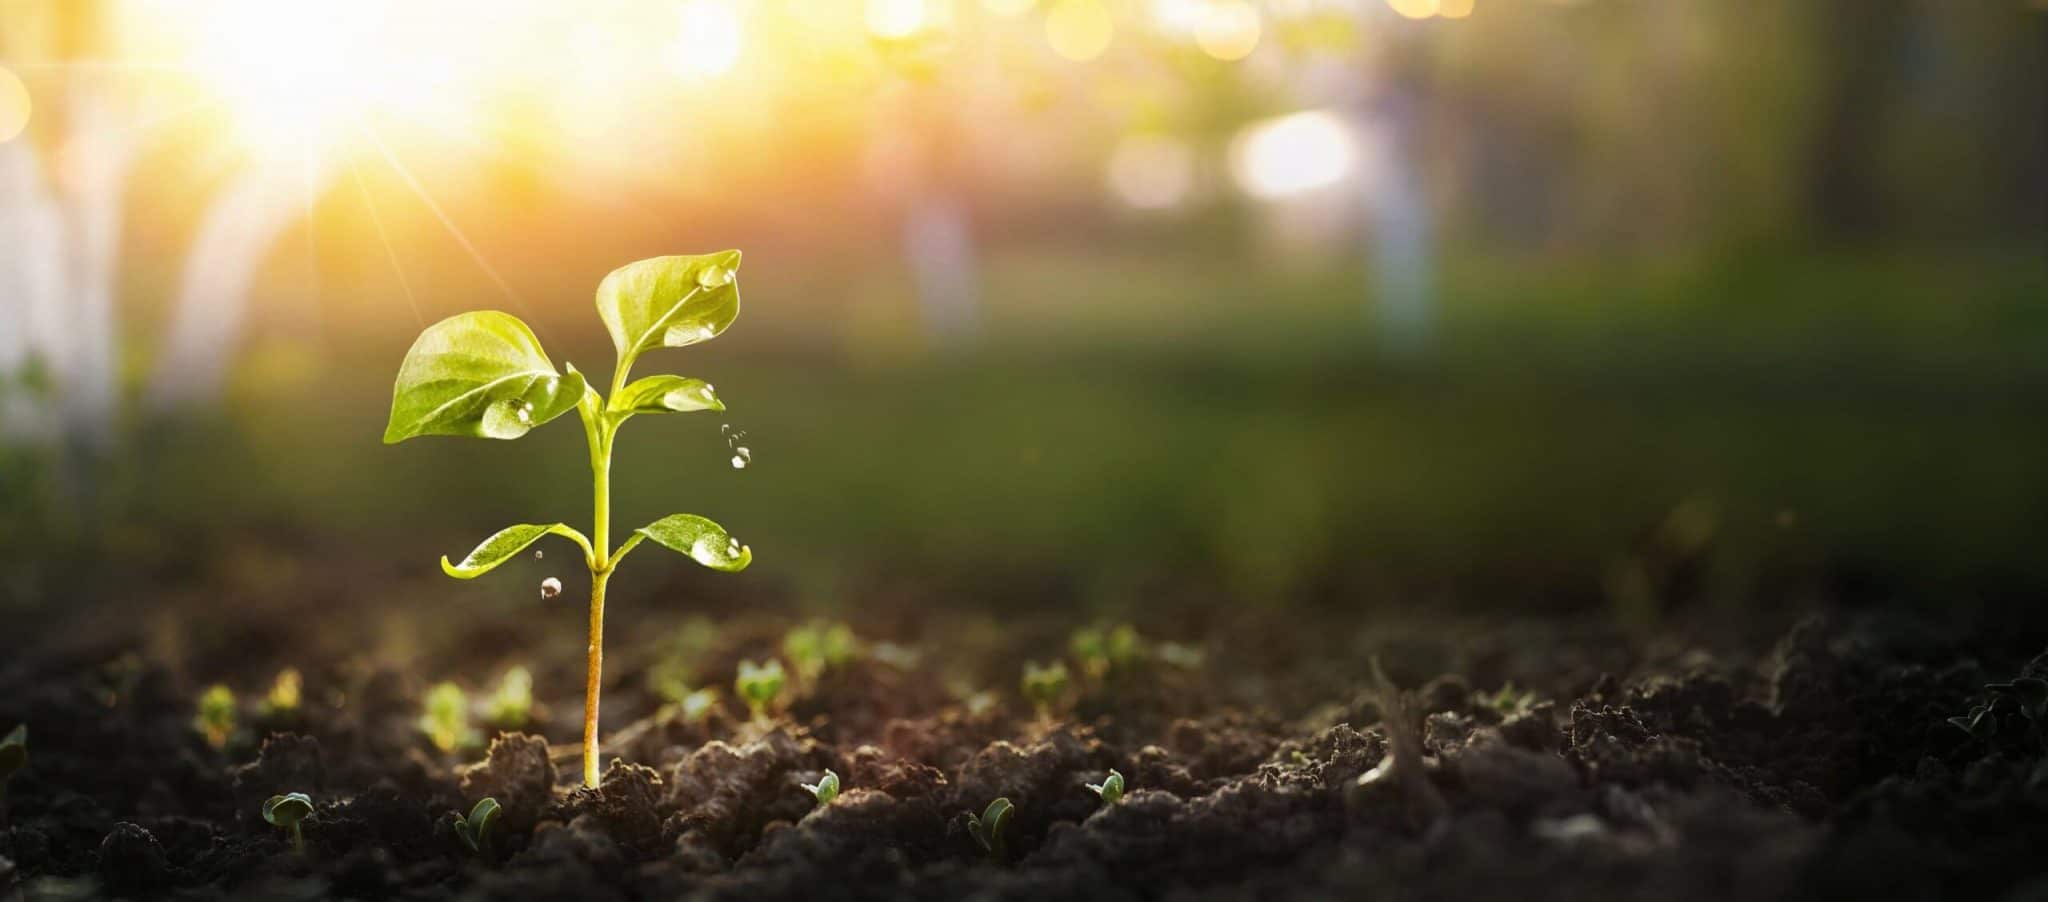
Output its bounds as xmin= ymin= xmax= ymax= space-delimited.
xmin=610 ymin=374 xmax=725 ymax=416
xmin=442 ymin=523 xmax=593 ymax=578
xmin=631 ymin=514 xmax=752 ymax=572
xmin=594 ymin=252 xmax=742 ymax=362
xmin=385 ymin=311 xmax=586 ymax=443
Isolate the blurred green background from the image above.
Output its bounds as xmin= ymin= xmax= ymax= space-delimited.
xmin=2 ymin=0 xmax=2045 ymax=632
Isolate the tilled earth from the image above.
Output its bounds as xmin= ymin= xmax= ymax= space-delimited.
xmin=1 ymin=608 xmax=2045 ymax=900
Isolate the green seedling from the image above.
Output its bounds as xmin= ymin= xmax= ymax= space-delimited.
xmin=735 ymin=659 xmax=787 ymax=722
xmin=194 ymin=684 xmax=237 ymax=750
xmin=485 ymin=667 xmax=534 ymax=730
xmin=0 ymin=724 xmax=25 ymax=803
xmin=1069 ymin=624 xmax=1141 ymax=679
xmin=454 ymin=797 xmax=501 ymax=854
xmin=385 ymin=253 xmax=754 ymax=788
xmin=802 ymin=769 xmax=840 ymax=807
xmin=1481 ymin=682 xmax=1537 ymax=716
xmin=782 ymin=620 xmax=858 ymax=682
xmin=1021 ymin=660 xmax=1070 ymax=722
xmin=419 ymin=682 xmax=479 ymax=753
xmin=965 ymin=797 xmax=1012 ymax=861
xmin=1086 ymin=768 xmax=1124 ymax=806
xmin=262 ymin=792 xmax=313 ymax=853
xmin=260 ymin=669 xmax=302 ymax=721
xmin=1948 ymin=677 xmax=2048 ymax=742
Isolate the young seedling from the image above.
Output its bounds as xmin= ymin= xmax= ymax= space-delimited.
xmin=802 ymin=769 xmax=840 ymax=807
xmin=782 ymin=620 xmax=858 ymax=682
xmin=485 ymin=667 xmax=534 ymax=730
xmin=384 ymin=253 xmax=753 ymax=788
xmin=965 ymin=797 xmax=1012 ymax=861
xmin=1069 ymin=624 xmax=1141 ymax=680
xmin=1020 ymin=660 xmax=1070 ymax=723
xmin=262 ymin=792 xmax=314 ymax=853
xmin=735 ymin=659 xmax=786 ymax=723
xmin=453 ymin=797 xmax=501 ymax=855
xmin=0 ymin=724 xmax=25 ymax=804
xmin=419 ymin=682 xmax=479 ymax=753
xmin=260 ymin=669 xmax=303 ymax=722
xmin=193 ymin=684 xmax=237 ymax=750
xmin=1086 ymin=768 xmax=1125 ymax=806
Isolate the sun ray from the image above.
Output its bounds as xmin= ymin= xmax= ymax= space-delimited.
xmin=357 ymin=120 xmax=528 ymax=315
xmin=348 ymin=159 xmax=424 ymax=327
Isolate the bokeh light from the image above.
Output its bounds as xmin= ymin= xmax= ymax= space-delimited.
xmin=1195 ymin=0 xmax=1262 ymax=61
xmin=0 ymin=66 xmax=28 ymax=144
xmin=1439 ymin=0 xmax=1474 ymax=19
xmin=1387 ymin=0 xmax=1439 ymax=20
xmin=1230 ymin=110 xmax=1355 ymax=198
xmin=1046 ymin=0 xmax=1114 ymax=61
xmin=868 ymin=0 xmax=934 ymax=39
xmin=1106 ymin=134 xmax=1197 ymax=210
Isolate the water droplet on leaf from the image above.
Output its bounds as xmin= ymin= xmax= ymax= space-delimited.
xmin=540 ymin=577 xmax=562 ymax=600
xmin=480 ymin=399 xmax=534 ymax=439
xmin=697 ymin=265 xmax=733 ymax=288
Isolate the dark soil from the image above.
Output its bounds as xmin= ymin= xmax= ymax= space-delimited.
xmin=3 ymin=600 xmax=2046 ymax=900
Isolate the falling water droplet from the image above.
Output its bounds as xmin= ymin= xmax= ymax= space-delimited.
xmin=540 ymin=577 xmax=562 ymax=600
xmin=480 ymin=399 xmax=534 ymax=439
xmin=534 ymin=549 xmax=543 ymax=561
xmin=730 ymin=447 xmax=750 ymax=469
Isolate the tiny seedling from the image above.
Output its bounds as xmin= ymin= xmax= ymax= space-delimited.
xmin=965 ymin=797 xmax=1012 ymax=861
xmin=1481 ymin=682 xmax=1537 ymax=716
xmin=1021 ymin=660 xmax=1070 ymax=722
xmin=454 ymin=797 xmax=501 ymax=854
xmin=1086 ymin=769 xmax=1124 ymax=806
xmin=260 ymin=669 xmax=302 ymax=721
xmin=385 ymin=253 xmax=754 ymax=788
xmin=485 ymin=667 xmax=535 ymax=730
xmin=194 ymin=684 xmax=237 ymax=750
xmin=419 ymin=682 xmax=479 ymax=753
xmin=1069 ymin=624 xmax=1141 ymax=679
xmin=262 ymin=792 xmax=314 ymax=853
xmin=735 ymin=659 xmax=787 ymax=722
xmin=802 ymin=769 xmax=840 ymax=807
xmin=0 ymin=724 xmax=25 ymax=803
xmin=782 ymin=620 xmax=858 ymax=682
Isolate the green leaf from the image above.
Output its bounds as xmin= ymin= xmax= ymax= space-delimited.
xmin=595 ymin=252 xmax=742 ymax=363
xmin=442 ymin=523 xmax=593 ymax=578
xmin=384 ymin=311 xmax=587 ymax=444
xmin=458 ymin=797 xmax=500 ymax=852
xmin=631 ymin=514 xmax=752 ymax=571
xmin=611 ymin=374 xmax=725 ymax=416
xmin=263 ymin=792 xmax=313 ymax=827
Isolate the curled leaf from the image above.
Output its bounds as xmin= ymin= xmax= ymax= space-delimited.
xmin=384 ymin=311 xmax=585 ymax=443
xmin=442 ymin=523 xmax=593 ymax=578
xmin=596 ymin=252 xmax=742 ymax=362
xmin=263 ymin=792 xmax=313 ymax=827
xmin=631 ymin=514 xmax=752 ymax=572
xmin=611 ymin=375 xmax=725 ymax=416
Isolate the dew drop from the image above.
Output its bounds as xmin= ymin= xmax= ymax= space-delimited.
xmin=480 ymin=399 xmax=534 ymax=439
xmin=696 ymin=265 xmax=733 ymax=288
xmin=540 ymin=577 xmax=562 ymax=600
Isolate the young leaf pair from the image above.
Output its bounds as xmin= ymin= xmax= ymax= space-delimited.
xmin=384 ymin=253 xmax=754 ymax=788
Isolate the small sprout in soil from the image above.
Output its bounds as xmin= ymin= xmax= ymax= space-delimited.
xmin=782 ymin=620 xmax=858 ymax=682
xmin=262 ymin=792 xmax=313 ymax=853
xmin=1153 ymin=640 xmax=1206 ymax=670
xmin=385 ymin=253 xmax=754 ymax=787
xmin=485 ymin=667 xmax=535 ymax=730
xmin=260 ymin=669 xmax=302 ymax=721
xmin=0 ymin=724 xmax=25 ymax=802
xmin=735 ymin=659 xmax=786 ymax=722
xmin=1021 ymin=660 xmax=1070 ymax=722
xmin=1948 ymin=676 xmax=2048 ymax=742
xmin=1482 ymin=681 xmax=1537 ymax=716
xmin=419 ymin=681 xmax=479 ymax=753
xmin=454 ymin=797 xmax=501 ymax=855
xmin=1086 ymin=768 xmax=1125 ymax=806
xmin=1069 ymin=624 xmax=1141 ymax=679
xmin=802 ymin=769 xmax=840 ymax=807
xmin=965 ymin=797 xmax=1013 ymax=861
xmin=193 ymin=684 xmax=237 ymax=750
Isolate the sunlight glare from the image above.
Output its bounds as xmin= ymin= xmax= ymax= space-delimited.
xmin=1046 ymin=0 xmax=1114 ymax=61
xmin=1230 ymin=110 xmax=1355 ymax=199
xmin=0 ymin=66 xmax=29 ymax=144
xmin=672 ymin=0 xmax=745 ymax=79
xmin=1195 ymin=1 xmax=1263 ymax=61
xmin=867 ymin=0 xmax=932 ymax=39
xmin=1387 ymin=0 xmax=1440 ymax=19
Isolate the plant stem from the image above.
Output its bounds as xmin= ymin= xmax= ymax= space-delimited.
xmin=584 ymin=425 xmax=614 ymax=789
xmin=290 ymin=825 xmax=303 ymax=854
